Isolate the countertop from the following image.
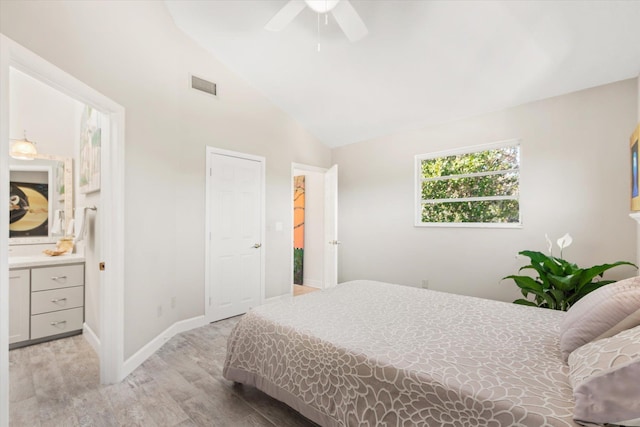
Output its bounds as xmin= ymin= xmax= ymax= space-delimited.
xmin=9 ymin=253 xmax=86 ymax=269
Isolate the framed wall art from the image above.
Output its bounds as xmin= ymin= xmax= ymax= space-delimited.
xmin=293 ymin=175 xmax=305 ymax=285
xmin=79 ymin=105 xmax=102 ymax=194
xmin=632 ymin=123 xmax=640 ymax=211
xmin=9 ymin=180 xmax=49 ymax=238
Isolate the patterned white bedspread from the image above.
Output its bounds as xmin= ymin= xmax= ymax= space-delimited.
xmin=223 ymin=280 xmax=578 ymax=427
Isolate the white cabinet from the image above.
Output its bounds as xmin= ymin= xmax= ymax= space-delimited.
xmin=9 ymin=269 xmax=30 ymax=344
xmin=9 ymin=262 xmax=85 ymax=348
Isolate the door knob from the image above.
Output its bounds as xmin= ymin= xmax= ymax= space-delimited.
xmin=252 ymin=243 xmax=262 ymax=249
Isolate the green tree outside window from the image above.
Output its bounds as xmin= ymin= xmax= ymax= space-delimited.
xmin=418 ymin=142 xmax=520 ymax=224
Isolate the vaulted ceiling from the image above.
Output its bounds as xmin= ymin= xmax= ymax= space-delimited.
xmin=165 ymin=1 xmax=640 ymax=147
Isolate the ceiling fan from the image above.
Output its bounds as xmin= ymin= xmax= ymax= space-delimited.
xmin=265 ymin=0 xmax=368 ymax=42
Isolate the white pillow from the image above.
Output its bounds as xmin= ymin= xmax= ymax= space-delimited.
xmin=568 ymin=324 xmax=640 ymax=426
xmin=559 ymin=276 xmax=640 ymax=361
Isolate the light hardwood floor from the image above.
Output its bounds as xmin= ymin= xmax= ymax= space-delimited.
xmin=293 ymin=285 xmax=320 ymax=297
xmin=9 ymin=317 xmax=317 ymax=427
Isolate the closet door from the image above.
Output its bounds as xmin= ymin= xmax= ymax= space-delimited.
xmin=207 ymin=150 xmax=264 ymax=322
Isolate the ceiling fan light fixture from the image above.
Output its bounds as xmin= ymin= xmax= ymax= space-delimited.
xmin=265 ymin=0 xmax=367 ymax=43
xmin=305 ymin=0 xmax=340 ymax=14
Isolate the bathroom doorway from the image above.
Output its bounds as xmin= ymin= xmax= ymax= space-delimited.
xmin=0 ymin=35 xmax=126 ymax=424
xmin=7 ymin=68 xmax=104 ymax=351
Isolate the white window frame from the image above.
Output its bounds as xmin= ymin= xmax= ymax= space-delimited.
xmin=414 ymin=139 xmax=522 ymax=228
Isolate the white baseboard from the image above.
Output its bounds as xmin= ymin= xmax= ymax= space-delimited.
xmin=82 ymin=323 xmax=101 ymax=356
xmin=172 ymin=315 xmax=207 ymax=335
xmin=122 ymin=315 xmax=206 ymax=379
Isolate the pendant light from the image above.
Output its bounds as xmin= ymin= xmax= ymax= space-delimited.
xmin=10 ymin=131 xmax=37 ymax=160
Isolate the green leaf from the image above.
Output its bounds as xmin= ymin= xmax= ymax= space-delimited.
xmin=519 ymin=265 xmax=552 ymax=289
xmin=554 ymin=258 xmax=580 ymax=275
xmin=503 ymin=275 xmax=543 ymax=293
xmin=547 ymin=273 xmax=581 ymax=292
xmin=519 ymin=251 xmax=563 ymax=275
xmin=549 ymin=289 xmax=565 ymax=309
xmin=504 ymin=275 xmax=557 ymax=308
xmin=576 ymin=262 xmax=637 ymax=291
xmin=513 ymin=299 xmax=538 ymax=307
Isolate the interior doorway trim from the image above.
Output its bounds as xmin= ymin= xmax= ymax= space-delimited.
xmin=290 ymin=163 xmax=328 ymax=296
xmin=205 ymin=146 xmax=266 ymax=323
xmin=0 ymin=35 xmax=126 ymax=426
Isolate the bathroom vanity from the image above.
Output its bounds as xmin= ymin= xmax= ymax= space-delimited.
xmin=9 ymin=255 xmax=85 ymax=349
xmin=8 ymin=152 xmax=86 ymax=349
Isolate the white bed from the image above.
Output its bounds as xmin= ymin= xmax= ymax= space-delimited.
xmin=223 ymin=280 xmax=578 ymax=426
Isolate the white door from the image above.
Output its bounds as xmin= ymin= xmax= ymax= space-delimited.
xmin=9 ymin=269 xmax=29 ymax=344
xmin=324 ymin=165 xmax=339 ymax=288
xmin=207 ymin=150 xmax=264 ymax=322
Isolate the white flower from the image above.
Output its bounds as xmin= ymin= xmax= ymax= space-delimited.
xmin=545 ymin=233 xmax=553 ymax=255
xmin=557 ymin=233 xmax=573 ymax=251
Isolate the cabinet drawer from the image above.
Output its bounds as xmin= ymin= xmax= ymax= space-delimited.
xmin=31 ymin=264 xmax=84 ymax=292
xmin=31 ymin=286 xmax=84 ymax=315
xmin=31 ymin=307 xmax=83 ymax=340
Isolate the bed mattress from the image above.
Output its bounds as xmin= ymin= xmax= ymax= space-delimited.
xmin=223 ymin=280 xmax=578 ymax=426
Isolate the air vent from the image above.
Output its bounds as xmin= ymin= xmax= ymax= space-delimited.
xmin=191 ymin=75 xmax=217 ymax=96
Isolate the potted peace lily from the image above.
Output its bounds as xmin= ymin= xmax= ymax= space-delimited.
xmin=503 ymin=233 xmax=636 ymax=311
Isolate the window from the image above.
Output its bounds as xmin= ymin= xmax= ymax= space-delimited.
xmin=415 ymin=140 xmax=521 ymax=227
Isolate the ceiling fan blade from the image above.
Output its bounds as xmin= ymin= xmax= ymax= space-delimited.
xmin=331 ymin=0 xmax=368 ymax=42
xmin=265 ymin=0 xmax=306 ymax=31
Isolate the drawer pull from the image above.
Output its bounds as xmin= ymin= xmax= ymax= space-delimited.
xmin=9 ymin=275 xmax=21 ymax=279
xmin=50 ymin=320 xmax=67 ymax=326
xmin=51 ymin=276 xmax=67 ymax=281
xmin=51 ymin=298 xmax=67 ymax=304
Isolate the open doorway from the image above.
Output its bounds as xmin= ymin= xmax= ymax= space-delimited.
xmin=1 ymin=35 xmax=125 ymax=425
xmin=8 ymin=67 xmax=104 ymax=347
xmin=6 ymin=66 xmax=107 ymax=424
xmin=291 ymin=163 xmax=339 ymax=297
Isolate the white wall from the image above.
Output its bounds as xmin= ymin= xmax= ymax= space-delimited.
xmin=333 ymin=79 xmax=638 ymax=302
xmin=75 ymin=102 xmax=102 ymax=339
xmin=293 ymin=169 xmax=324 ymax=288
xmin=77 ymin=192 xmax=101 ymax=338
xmin=0 ymin=1 xmax=331 ymax=359
xmin=9 ymin=68 xmax=78 ymax=159
xmin=8 ymin=68 xmax=79 ymax=253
